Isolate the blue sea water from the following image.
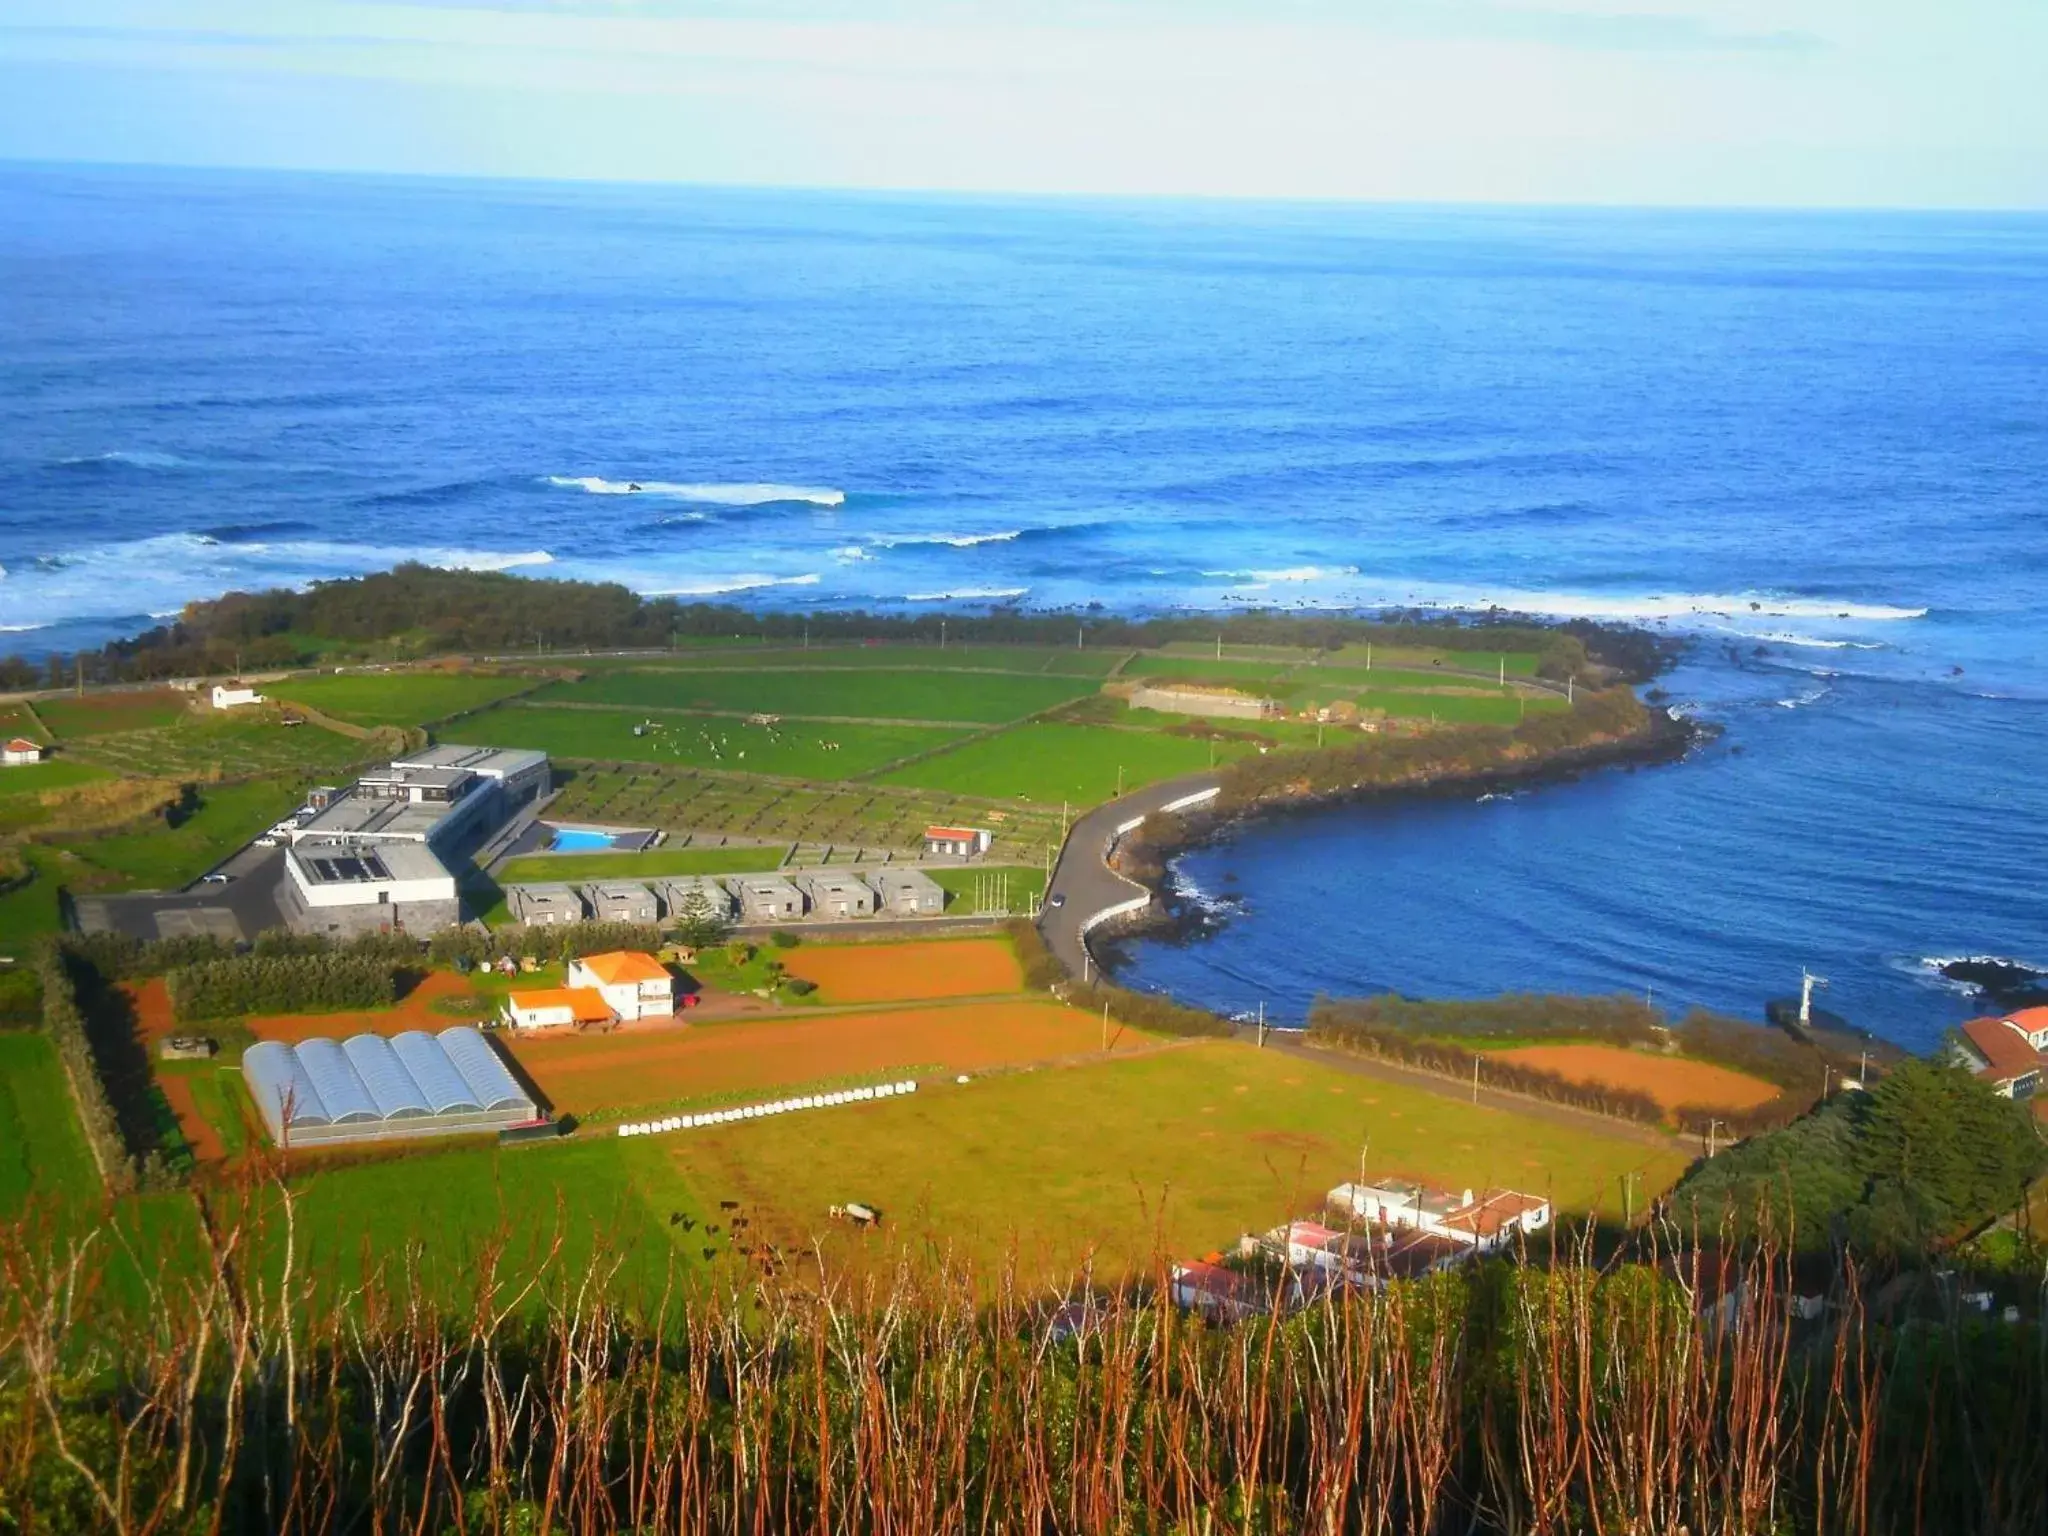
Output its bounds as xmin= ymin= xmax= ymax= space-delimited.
xmin=2 ymin=163 xmax=2045 ymax=1048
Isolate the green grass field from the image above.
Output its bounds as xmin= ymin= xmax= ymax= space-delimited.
xmin=925 ymin=865 xmax=1047 ymax=913
xmin=878 ymin=722 xmax=1238 ymax=803
xmin=35 ymin=689 xmax=189 ymax=738
xmin=495 ymin=843 xmax=786 ymax=883
xmin=272 ymin=670 xmax=538 ymax=728
xmin=63 ymin=777 xmax=304 ymax=889
xmin=0 ymin=1031 xmax=102 ymax=1215
xmin=1323 ymin=643 xmax=1542 ymax=677
xmin=1123 ymin=655 xmax=1305 ymax=687
xmin=541 ymin=667 xmax=1094 ymax=724
xmin=1355 ymin=689 xmax=1567 ymax=726
xmin=0 ymin=851 xmax=67 ymax=940
xmin=464 ymin=704 xmax=970 ymax=779
xmin=0 ymin=757 xmax=111 ymax=801
xmin=585 ymin=644 xmax=1126 ymax=677
xmin=0 ymin=702 xmax=50 ymax=744
xmin=649 ymin=1040 xmax=1686 ymax=1280
xmin=186 ymin=1070 xmax=252 ymax=1158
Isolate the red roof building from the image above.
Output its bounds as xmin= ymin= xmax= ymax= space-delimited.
xmin=1955 ymin=1017 xmax=2046 ymax=1099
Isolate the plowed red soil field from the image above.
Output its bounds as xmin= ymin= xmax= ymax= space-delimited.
xmin=781 ymin=938 xmax=1023 ymax=1003
xmin=1486 ymin=1044 xmax=1779 ymax=1113
xmin=506 ymin=999 xmax=1134 ymax=1116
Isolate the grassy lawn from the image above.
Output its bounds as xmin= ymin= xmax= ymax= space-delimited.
xmin=925 ymin=865 xmax=1047 ymax=913
xmin=0 ymin=758 xmax=112 ymax=800
xmin=877 ymin=721 xmax=1240 ymax=804
xmin=464 ymin=704 xmax=969 ymax=779
xmin=592 ymin=644 xmax=1126 ymax=677
xmin=61 ymin=777 xmax=303 ymax=889
xmin=496 ymin=844 xmax=786 ymax=883
xmin=541 ymin=668 xmax=1094 ymax=724
xmin=186 ymin=1069 xmax=253 ymax=1159
xmin=0 ymin=1031 xmax=101 ymax=1215
xmin=1353 ymin=689 xmax=1566 ymax=726
xmin=1323 ymin=644 xmax=1542 ymax=677
xmin=35 ymin=689 xmax=189 ymax=738
xmin=1123 ymin=655 xmax=1305 ymax=688
xmin=649 ymin=1040 xmax=1686 ymax=1282
xmin=0 ymin=702 xmax=50 ymax=743
xmin=1295 ymin=665 xmax=1516 ymax=693
xmin=272 ymin=670 xmax=539 ymax=728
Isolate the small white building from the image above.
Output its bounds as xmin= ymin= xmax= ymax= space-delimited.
xmin=1326 ymin=1180 xmax=1550 ymax=1254
xmin=566 ymin=951 xmax=674 ymax=1021
xmin=923 ymin=825 xmax=993 ymax=859
xmin=658 ymin=875 xmax=738 ymax=923
xmin=729 ymin=874 xmax=805 ymax=923
xmin=508 ymin=883 xmax=587 ymax=926
xmin=502 ymin=987 xmax=615 ymax=1030
xmin=2 ymin=737 xmax=44 ymax=766
xmin=211 ymin=683 xmax=266 ymax=709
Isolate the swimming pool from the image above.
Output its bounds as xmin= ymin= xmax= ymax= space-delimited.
xmin=552 ymin=828 xmax=616 ymax=852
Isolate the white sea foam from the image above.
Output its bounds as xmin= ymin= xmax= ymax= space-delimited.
xmin=1399 ymin=585 xmax=1927 ymax=624
xmin=870 ymin=530 xmax=1022 ymax=549
xmin=1710 ymin=626 xmax=1888 ymax=651
xmin=641 ymin=573 xmax=822 ymax=597
xmin=545 ymin=476 xmax=845 ymax=507
xmin=831 ymin=546 xmax=875 ymax=562
xmin=58 ymin=450 xmax=184 ymax=469
xmin=1202 ymin=565 xmax=1361 ymax=583
xmin=903 ymin=586 xmax=1030 ymax=602
xmin=427 ymin=549 xmax=555 ymax=573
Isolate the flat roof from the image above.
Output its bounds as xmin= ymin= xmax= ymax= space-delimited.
xmin=289 ymin=839 xmax=450 ymax=886
xmin=587 ymin=881 xmax=654 ymax=900
xmin=295 ymin=794 xmax=464 ymax=842
xmin=509 ymin=882 xmax=580 ymax=900
xmin=732 ymin=874 xmax=801 ymax=893
xmin=359 ymin=765 xmax=475 ymax=792
xmin=393 ymin=744 xmax=548 ymax=778
xmin=868 ymin=867 xmax=942 ymax=889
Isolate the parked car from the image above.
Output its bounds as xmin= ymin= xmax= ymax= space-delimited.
xmin=253 ymin=835 xmax=278 ymax=848
xmin=201 ymin=872 xmax=235 ymax=885
xmin=1047 ymin=893 xmax=1066 ymax=909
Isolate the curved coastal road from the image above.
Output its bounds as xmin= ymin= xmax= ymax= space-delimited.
xmin=1037 ymin=770 xmax=1221 ymax=979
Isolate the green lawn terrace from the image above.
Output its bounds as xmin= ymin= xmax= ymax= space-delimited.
xmin=461 ymin=704 xmax=972 ymax=779
xmin=543 ymin=765 xmax=1066 ymax=864
xmin=568 ymin=641 xmax=1126 ymax=677
xmin=61 ymin=710 xmax=384 ymax=781
xmin=537 ymin=665 xmax=1097 ymax=724
xmin=270 ymin=668 xmax=543 ymax=729
xmin=877 ymin=720 xmax=1248 ymax=805
xmin=32 ymin=688 xmax=190 ymax=738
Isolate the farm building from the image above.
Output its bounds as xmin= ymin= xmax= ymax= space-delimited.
xmin=1168 ymin=1261 xmax=1280 ymax=1322
xmin=1953 ymin=1013 xmax=2048 ymax=1099
xmin=211 ymin=683 xmax=266 ymax=709
xmin=502 ymin=987 xmax=616 ymax=1030
xmin=1129 ymin=686 xmax=1279 ymax=721
xmin=730 ymin=874 xmax=805 ymax=922
xmin=3 ymin=737 xmax=44 ymax=766
xmin=585 ymin=880 xmax=659 ymax=924
xmin=924 ymin=826 xmax=993 ymax=859
xmin=1252 ymin=1220 xmax=1353 ymax=1275
xmin=508 ymin=883 xmax=587 ymax=925
xmin=865 ymin=867 xmax=945 ymax=916
xmin=293 ymin=746 xmax=550 ymax=852
xmin=1326 ymin=1180 xmax=1550 ymax=1254
xmin=567 ymin=950 xmax=674 ymax=1021
xmin=242 ymin=1027 xmax=540 ymax=1146
xmin=795 ymin=873 xmax=878 ymax=919
xmin=658 ymin=875 xmax=737 ymax=922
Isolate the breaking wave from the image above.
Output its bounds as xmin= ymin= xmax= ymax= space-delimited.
xmin=869 ymin=530 xmax=1022 ymax=549
xmin=1202 ymin=565 xmax=1362 ymax=583
xmin=55 ymin=450 xmax=185 ymax=469
xmin=640 ymin=573 xmax=822 ymax=596
xmin=902 ymin=587 xmax=1030 ymax=602
xmin=545 ymin=476 xmax=845 ymax=507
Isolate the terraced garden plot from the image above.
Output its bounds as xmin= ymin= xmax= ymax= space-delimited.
xmin=1122 ymin=655 xmax=1306 ymax=689
xmin=66 ymin=714 xmax=379 ymax=780
xmin=542 ymin=667 xmax=1094 ymax=724
xmin=0 ymin=757 xmax=111 ymax=803
xmin=462 ymin=704 xmax=969 ymax=778
xmin=35 ymin=688 xmax=188 ymax=738
xmin=878 ymin=721 xmax=1247 ymax=804
xmin=496 ymin=844 xmax=785 ymax=883
xmin=272 ymin=670 xmax=539 ymax=727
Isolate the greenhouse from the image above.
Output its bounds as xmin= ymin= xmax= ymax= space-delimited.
xmin=242 ymin=1026 xmax=541 ymax=1147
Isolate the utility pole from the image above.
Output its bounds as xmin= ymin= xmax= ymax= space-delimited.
xmin=1256 ymin=1001 xmax=1266 ymax=1048
xmin=1102 ymin=1000 xmax=1111 ymax=1052
xmin=1077 ymin=625 xmax=1084 ymax=651
xmin=1365 ymin=642 xmax=1372 ymax=672
xmin=1499 ymin=656 xmax=1506 ymax=687
xmin=940 ymin=619 xmax=947 ymax=651
xmin=1471 ymin=1055 xmax=1480 ymax=1104
xmin=1216 ymin=632 xmax=1223 ymax=660
xmin=1622 ymin=1170 xmax=1638 ymax=1226
xmin=1061 ymin=800 xmax=1070 ymax=841
xmin=803 ymin=620 xmax=810 ymax=651
xmin=1116 ymin=764 xmax=1124 ymax=796
xmin=1707 ymin=1119 xmax=1723 ymax=1158
xmin=1567 ymin=675 xmax=1575 ymax=705
xmin=74 ymin=656 xmax=83 ymax=696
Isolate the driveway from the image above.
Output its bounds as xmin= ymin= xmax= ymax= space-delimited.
xmin=71 ymin=847 xmax=293 ymax=943
xmin=1036 ymin=770 xmax=1220 ymax=980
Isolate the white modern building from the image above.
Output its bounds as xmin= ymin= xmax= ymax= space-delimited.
xmin=212 ymin=683 xmax=266 ymax=709
xmin=280 ymin=839 xmax=460 ymax=937
xmin=795 ymin=873 xmax=878 ymax=919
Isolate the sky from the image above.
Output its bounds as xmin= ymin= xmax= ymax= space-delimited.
xmin=0 ymin=0 xmax=2043 ymax=208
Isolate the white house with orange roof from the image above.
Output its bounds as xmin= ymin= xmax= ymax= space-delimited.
xmin=567 ymin=951 xmax=674 ymax=1021
xmin=502 ymin=987 xmax=615 ymax=1031
xmin=1953 ymin=1011 xmax=2048 ymax=1099
xmin=2 ymin=737 xmax=44 ymax=766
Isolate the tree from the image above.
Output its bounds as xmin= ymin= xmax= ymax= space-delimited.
xmin=671 ymin=889 xmax=732 ymax=950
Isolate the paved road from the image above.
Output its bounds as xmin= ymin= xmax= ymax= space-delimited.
xmin=1036 ymin=770 xmax=1221 ymax=980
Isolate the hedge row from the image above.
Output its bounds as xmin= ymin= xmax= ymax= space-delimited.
xmin=34 ymin=941 xmax=140 ymax=1193
xmin=1005 ymin=919 xmax=1234 ymax=1039
xmin=1312 ymin=991 xmax=1666 ymax=1049
xmin=1306 ymin=997 xmax=1667 ymax=1127
xmin=167 ymin=954 xmax=399 ymax=1023
xmin=427 ymin=921 xmax=665 ymax=966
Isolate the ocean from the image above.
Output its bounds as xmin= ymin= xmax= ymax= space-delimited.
xmin=3 ymin=163 xmax=2045 ymax=1048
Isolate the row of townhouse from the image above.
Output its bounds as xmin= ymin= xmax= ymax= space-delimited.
xmin=507 ymin=866 xmax=948 ymax=927
xmin=1168 ymin=1179 xmax=1552 ymax=1323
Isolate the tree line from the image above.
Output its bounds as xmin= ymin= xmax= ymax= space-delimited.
xmin=166 ymin=953 xmax=399 ymax=1024
xmin=0 ymin=562 xmax=1683 ymax=690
